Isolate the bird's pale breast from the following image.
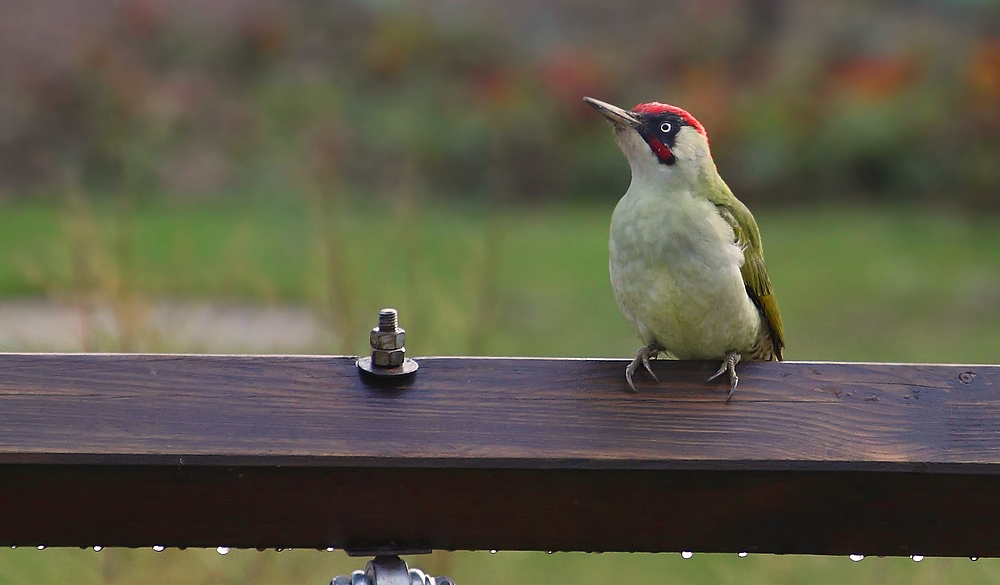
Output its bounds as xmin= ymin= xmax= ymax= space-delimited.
xmin=609 ymin=188 xmax=763 ymax=359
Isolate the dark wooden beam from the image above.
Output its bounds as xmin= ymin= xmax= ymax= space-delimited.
xmin=0 ymin=354 xmax=998 ymax=556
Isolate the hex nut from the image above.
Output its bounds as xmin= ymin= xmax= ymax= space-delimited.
xmin=370 ymin=328 xmax=406 ymax=350
xmin=372 ymin=348 xmax=405 ymax=367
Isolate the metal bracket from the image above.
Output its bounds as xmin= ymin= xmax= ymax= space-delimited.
xmin=331 ymin=555 xmax=455 ymax=585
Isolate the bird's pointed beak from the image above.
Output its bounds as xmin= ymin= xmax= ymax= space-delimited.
xmin=584 ymin=97 xmax=641 ymax=129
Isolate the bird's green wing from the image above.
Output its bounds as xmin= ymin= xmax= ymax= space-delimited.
xmin=712 ymin=196 xmax=785 ymax=360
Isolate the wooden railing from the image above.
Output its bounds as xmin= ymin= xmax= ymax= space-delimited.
xmin=0 ymin=354 xmax=997 ymax=557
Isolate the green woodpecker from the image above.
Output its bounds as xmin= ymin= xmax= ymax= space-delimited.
xmin=584 ymin=97 xmax=784 ymax=400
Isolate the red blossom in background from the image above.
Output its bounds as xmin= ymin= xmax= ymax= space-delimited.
xmin=538 ymin=49 xmax=608 ymax=118
xmin=825 ymin=55 xmax=921 ymax=103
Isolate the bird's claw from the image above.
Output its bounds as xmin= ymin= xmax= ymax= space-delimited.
xmin=707 ymin=351 xmax=741 ymax=401
xmin=625 ymin=343 xmax=661 ymax=392
xmin=625 ymin=361 xmax=638 ymax=392
xmin=642 ymin=353 xmax=659 ymax=382
xmin=726 ymin=372 xmax=739 ymax=401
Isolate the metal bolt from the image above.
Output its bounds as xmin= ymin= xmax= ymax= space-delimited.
xmin=331 ymin=556 xmax=457 ymax=585
xmin=367 ymin=556 xmax=411 ymax=585
xmin=378 ymin=308 xmax=398 ymax=332
xmin=373 ymin=348 xmax=406 ymax=367
xmin=409 ymin=569 xmax=429 ymax=585
xmin=371 ymin=309 xmax=405 ymax=351
xmin=357 ymin=308 xmax=418 ymax=378
xmin=371 ymin=329 xmax=405 ymax=350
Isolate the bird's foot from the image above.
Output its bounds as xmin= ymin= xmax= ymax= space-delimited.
xmin=626 ymin=343 xmax=661 ymax=392
xmin=707 ymin=351 xmax=742 ymax=401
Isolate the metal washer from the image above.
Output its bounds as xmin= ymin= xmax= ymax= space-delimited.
xmin=357 ymin=356 xmax=419 ymax=377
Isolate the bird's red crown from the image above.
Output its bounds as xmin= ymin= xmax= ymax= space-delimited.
xmin=633 ymin=102 xmax=706 ymax=138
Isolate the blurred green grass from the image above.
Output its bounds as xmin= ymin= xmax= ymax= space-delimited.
xmin=1 ymin=548 xmax=999 ymax=585
xmin=0 ymin=198 xmax=999 ymax=583
xmin=0 ymin=198 xmax=998 ymax=361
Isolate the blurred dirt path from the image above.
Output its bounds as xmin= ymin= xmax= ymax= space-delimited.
xmin=0 ymin=299 xmax=334 ymax=353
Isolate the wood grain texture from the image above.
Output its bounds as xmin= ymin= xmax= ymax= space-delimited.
xmin=1 ymin=354 xmax=999 ymax=555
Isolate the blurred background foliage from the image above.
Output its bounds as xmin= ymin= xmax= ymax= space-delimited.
xmin=1 ymin=0 xmax=1000 ymax=583
xmin=1 ymin=0 xmax=999 ymax=206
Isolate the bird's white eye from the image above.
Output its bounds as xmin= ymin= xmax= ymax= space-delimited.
xmin=660 ymin=122 xmax=672 ymax=133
